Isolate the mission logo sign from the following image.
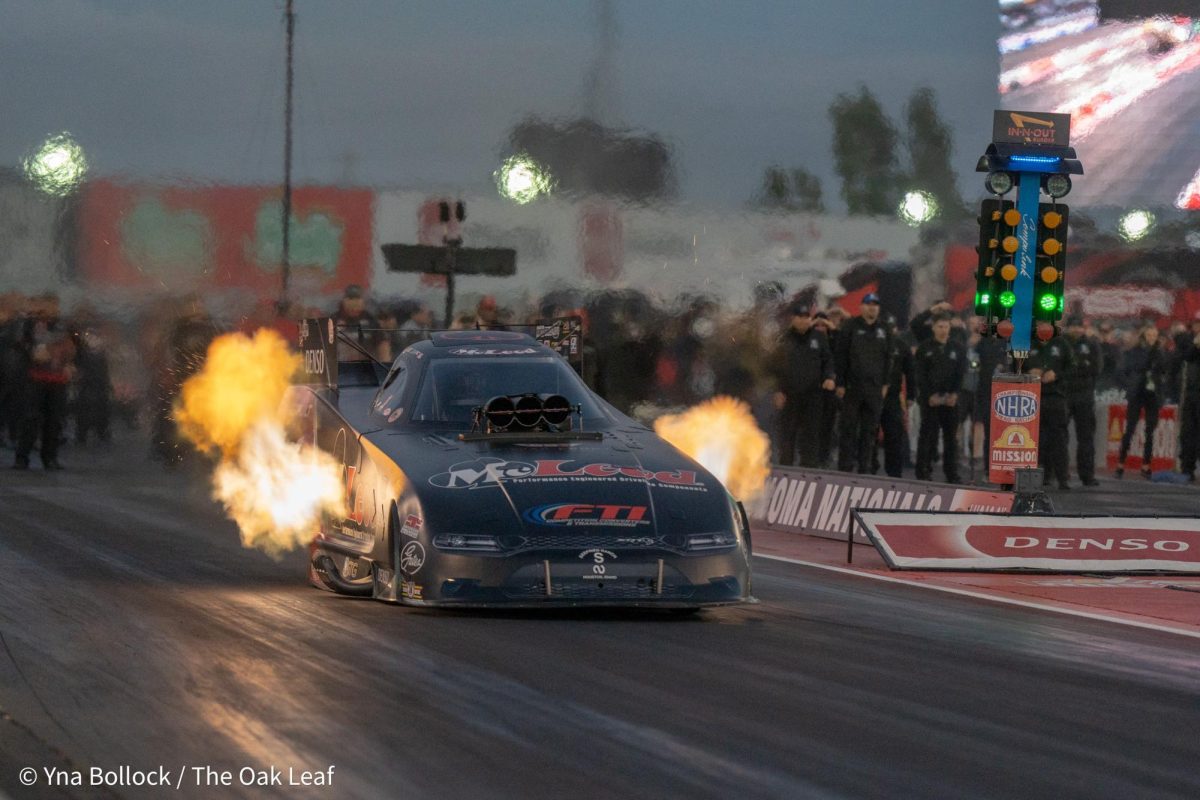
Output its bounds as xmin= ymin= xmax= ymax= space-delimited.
xmin=989 ymin=379 xmax=1042 ymax=484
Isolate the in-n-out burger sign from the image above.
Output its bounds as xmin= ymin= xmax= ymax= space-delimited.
xmin=1002 ymin=536 xmax=1189 ymax=552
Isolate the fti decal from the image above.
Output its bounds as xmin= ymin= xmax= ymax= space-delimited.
xmin=400 ymin=514 xmax=422 ymax=538
xmin=525 ymin=503 xmax=650 ymax=527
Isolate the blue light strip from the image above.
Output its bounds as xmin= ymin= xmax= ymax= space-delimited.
xmin=1009 ymin=155 xmax=1061 ymax=165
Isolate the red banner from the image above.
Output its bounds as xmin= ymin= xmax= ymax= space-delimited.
xmin=857 ymin=511 xmax=1200 ymax=573
xmin=989 ymin=376 xmax=1041 ymax=484
xmin=748 ymin=466 xmax=1012 ymax=544
xmin=1105 ymin=403 xmax=1177 ymax=473
xmin=76 ymin=180 xmax=373 ymax=296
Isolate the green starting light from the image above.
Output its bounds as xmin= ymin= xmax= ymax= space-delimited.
xmin=999 ymin=290 xmax=1016 ymax=308
xmin=980 ymin=293 xmax=991 ymax=306
xmin=1039 ymin=293 xmax=1057 ymax=311
xmin=1057 ymin=296 xmax=1064 ymax=312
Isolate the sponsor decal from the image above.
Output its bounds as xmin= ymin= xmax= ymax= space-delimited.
xmin=989 ymin=379 xmax=1041 ymax=484
xmin=400 ymin=541 xmax=426 ymax=575
xmin=858 ymin=512 xmax=1200 ymax=572
xmin=401 ymin=579 xmax=423 ymax=600
xmin=400 ymin=514 xmax=422 ymax=539
xmin=615 ymin=537 xmax=658 ymax=546
xmin=992 ymin=109 xmax=1071 ymax=146
xmin=579 ymin=548 xmax=618 ymax=581
xmin=524 ymin=503 xmax=650 ymax=527
xmin=447 ymin=347 xmax=538 ymax=356
xmin=747 ymin=466 xmax=1012 ymax=543
xmin=429 ymin=457 xmax=703 ymax=491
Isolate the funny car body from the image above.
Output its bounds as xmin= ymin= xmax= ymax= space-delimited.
xmin=285 ymin=325 xmax=753 ymax=610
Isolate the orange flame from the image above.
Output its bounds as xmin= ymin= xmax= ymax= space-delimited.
xmin=653 ymin=396 xmax=771 ymax=500
xmin=176 ymin=329 xmax=345 ymax=556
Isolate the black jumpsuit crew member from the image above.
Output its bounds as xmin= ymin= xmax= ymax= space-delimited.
xmin=1177 ymin=318 xmax=1200 ymax=482
xmin=772 ymin=305 xmax=835 ymax=467
xmin=1063 ymin=317 xmax=1103 ymax=486
xmin=914 ymin=316 xmax=966 ymax=483
xmin=878 ymin=319 xmax=915 ymax=478
xmin=1028 ymin=329 xmax=1076 ymax=489
xmin=1116 ymin=325 xmax=1167 ymax=478
xmin=835 ymin=294 xmax=892 ymax=474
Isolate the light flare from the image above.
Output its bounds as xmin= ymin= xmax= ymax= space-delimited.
xmin=653 ymin=396 xmax=770 ymax=501
xmin=176 ymin=329 xmax=345 ymax=555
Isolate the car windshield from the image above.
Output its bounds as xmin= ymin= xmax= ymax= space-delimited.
xmin=409 ymin=356 xmax=606 ymax=428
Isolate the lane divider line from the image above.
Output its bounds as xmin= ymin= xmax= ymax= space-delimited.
xmin=754 ymin=553 xmax=1200 ymax=641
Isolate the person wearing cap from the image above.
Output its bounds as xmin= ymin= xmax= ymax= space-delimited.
xmin=1028 ymin=324 xmax=1076 ymax=489
xmin=771 ymin=304 xmax=835 ymax=467
xmin=1064 ymin=315 xmax=1103 ymax=486
xmin=333 ymin=284 xmax=382 ymax=362
xmin=1174 ymin=312 xmax=1200 ymax=481
xmin=834 ymin=293 xmax=892 ymax=473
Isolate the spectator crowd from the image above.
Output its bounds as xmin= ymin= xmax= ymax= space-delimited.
xmin=1 ymin=284 xmax=1199 ymax=488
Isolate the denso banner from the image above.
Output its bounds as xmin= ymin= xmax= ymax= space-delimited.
xmin=855 ymin=511 xmax=1200 ymax=573
xmin=747 ymin=466 xmax=1013 ymax=544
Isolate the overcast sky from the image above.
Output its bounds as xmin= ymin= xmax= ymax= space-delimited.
xmin=1 ymin=0 xmax=1001 ymax=209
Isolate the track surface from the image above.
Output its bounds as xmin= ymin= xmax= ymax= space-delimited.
xmin=0 ymin=445 xmax=1198 ymax=799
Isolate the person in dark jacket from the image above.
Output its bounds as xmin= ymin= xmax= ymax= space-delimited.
xmin=1063 ymin=316 xmax=1103 ymax=486
xmin=771 ymin=305 xmax=835 ymax=467
xmin=152 ymin=296 xmax=219 ymax=464
xmin=1028 ymin=327 xmax=1075 ymax=489
xmin=1115 ymin=325 xmax=1166 ymax=478
xmin=909 ymin=299 xmax=955 ymax=344
xmin=812 ymin=311 xmax=839 ymax=467
xmin=835 ymin=294 xmax=892 ymax=473
xmin=1173 ymin=315 xmax=1200 ymax=481
xmin=914 ymin=316 xmax=965 ymax=482
xmin=15 ymin=294 xmax=75 ymax=470
xmin=875 ymin=315 xmax=915 ymax=478
xmin=72 ymin=317 xmax=113 ymax=445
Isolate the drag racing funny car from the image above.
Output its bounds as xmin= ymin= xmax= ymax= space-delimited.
xmin=286 ymin=324 xmax=753 ymax=609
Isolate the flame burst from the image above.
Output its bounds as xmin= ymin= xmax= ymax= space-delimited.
xmin=653 ymin=396 xmax=771 ymax=500
xmin=176 ymin=329 xmax=345 ymax=556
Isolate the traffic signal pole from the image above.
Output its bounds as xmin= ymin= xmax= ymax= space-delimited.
xmin=976 ymin=110 xmax=1082 ymax=359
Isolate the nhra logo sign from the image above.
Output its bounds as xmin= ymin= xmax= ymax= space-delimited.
xmin=993 ymin=390 xmax=1037 ymax=423
xmin=524 ymin=503 xmax=650 ymax=527
xmin=429 ymin=457 xmax=702 ymax=490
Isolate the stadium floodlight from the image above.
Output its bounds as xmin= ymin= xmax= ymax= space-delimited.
xmin=1118 ymin=209 xmax=1155 ymax=241
xmin=494 ymin=154 xmax=552 ymax=204
xmin=898 ymin=190 xmax=937 ymax=226
xmin=23 ymin=132 xmax=87 ymax=197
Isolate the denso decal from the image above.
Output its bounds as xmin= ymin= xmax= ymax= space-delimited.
xmin=525 ymin=503 xmax=650 ymax=527
xmin=993 ymin=390 xmax=1038 ymax=423
xmin=429 ymin=457 xmax=703 ymax=490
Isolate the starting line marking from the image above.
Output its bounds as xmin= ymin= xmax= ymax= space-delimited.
xmin=754 ymin=553 xmax=1200 ymax=641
